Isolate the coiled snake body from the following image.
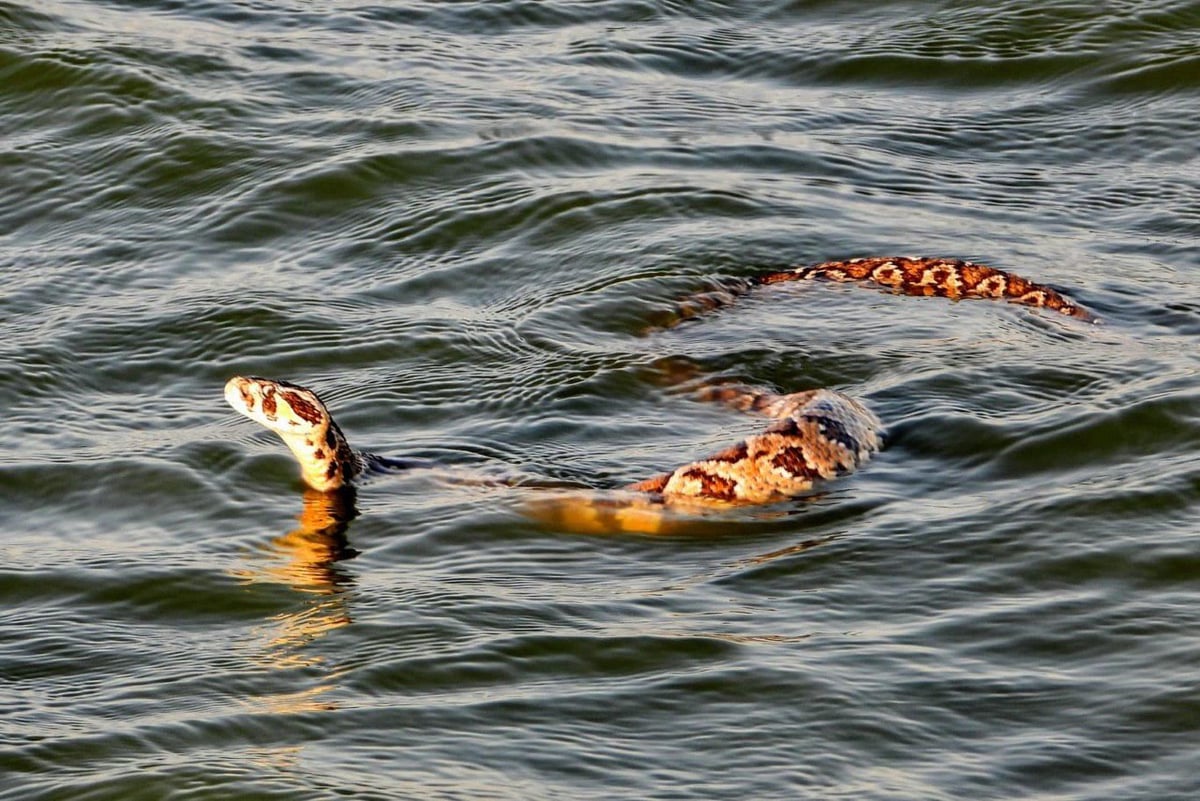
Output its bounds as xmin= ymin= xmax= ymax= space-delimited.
xmin=226 ymin=257 xmax=1090 ymax=528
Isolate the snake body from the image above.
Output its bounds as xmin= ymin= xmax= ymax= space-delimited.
xmin=225 ymin=257 xmax=1090 ymax=519
xmin=626 ymin=387 xmax=881 ymax=504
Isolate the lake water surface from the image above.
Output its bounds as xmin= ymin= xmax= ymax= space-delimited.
xmin=2 ymin=1 xmax=1199 ymax=799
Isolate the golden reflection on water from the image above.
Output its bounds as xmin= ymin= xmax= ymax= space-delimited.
xmin=240 ymin=488 xmax=360 ymax=594
xmin=521 ymin=488 xmax=800 ymax=536
xmin=231 ymin=489 xmax=360 ymax=715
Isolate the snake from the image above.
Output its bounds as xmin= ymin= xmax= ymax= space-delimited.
xmin=225 ymin=257 xmax=1091 ymax=527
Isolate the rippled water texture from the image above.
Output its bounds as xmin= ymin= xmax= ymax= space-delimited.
xmin=2 ymin=1 xmax=1199 ymax=799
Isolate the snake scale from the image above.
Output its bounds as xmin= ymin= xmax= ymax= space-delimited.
xmin=226 ymin=257 xmax=1091 ymax=530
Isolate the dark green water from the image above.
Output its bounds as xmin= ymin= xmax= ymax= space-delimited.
xmin=2 ymin=1 xmax=1199 ymax=798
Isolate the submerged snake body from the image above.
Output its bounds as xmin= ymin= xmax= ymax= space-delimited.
xmin=225 ymin=257 xmax=1090 ymax=521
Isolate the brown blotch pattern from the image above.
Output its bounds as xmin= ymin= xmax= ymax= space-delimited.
xmin=754 ymin=256 xmax=1093 ymax=320
xmin=680 ymin=468 xmax=739 ymax=502
xmin=282 ymin=391 xmax=326 ymax=425
xmin=628 ymin=388 xmax=882 ymax=506
xmin=769 ymin=445 xmax=820 ymax=481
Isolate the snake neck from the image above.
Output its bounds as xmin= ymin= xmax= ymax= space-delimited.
xmin=278 ymin=419 xmax=362 ymax=492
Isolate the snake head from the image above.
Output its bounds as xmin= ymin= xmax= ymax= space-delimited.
xmin=224 ymin=376 xmax=331 ymax=437
xmin=225 ymin=376 xmax=356 ymax=492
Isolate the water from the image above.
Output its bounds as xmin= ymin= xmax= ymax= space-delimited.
xmin=2 ymin=1 xmax=1198 ymax=798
